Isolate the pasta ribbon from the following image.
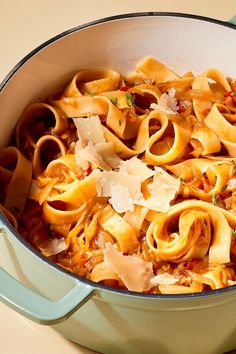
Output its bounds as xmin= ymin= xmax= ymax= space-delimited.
xmin=190 ymin=123 xmax=221 ymax=155
xmin=63 ymin=69 xmax=120 ymax=97
xmin=146 ymin=200 xmax=234 ymax=264
xmin=32 ymin=135 xmax=66 ymax=177
xmin=136 ymin=56 xmax=180 ymax=83
xmin=205 ymin=103 xmax=236 ymax=156
xmin=1 ymin=56 xmax=235 ymax=294
xmin=47 ymin=173 xmax=97 ymax=206
xmin=90 ymin=261 xmax=120 ymax=283
xmin=0 ymin=147 xmax=32 ymax=220
xmin=192 ymin=69 xmax=231 ymax=121
xmin=143 ymin=110 xmax=191 ymax=165
xmin=16 ymin=103 xmax=68 ymax=157
xmin=167 ymin=158 xmax=233 ymax=201
xmin=98 ymin=205 xmax=139 ymax=253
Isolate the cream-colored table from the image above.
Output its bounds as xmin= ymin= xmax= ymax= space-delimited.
xmin=0 ymin=1 xmax=236 ymax=353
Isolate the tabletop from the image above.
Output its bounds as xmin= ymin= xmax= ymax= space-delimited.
xmin=0 ymin=1 xmax=236 ymax=353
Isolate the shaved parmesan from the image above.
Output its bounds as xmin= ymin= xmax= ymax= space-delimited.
xmin=109 ymin=185 xmax=134 ymax=213
xmin=150 ymin=273 xmax=179 ymax=286
xmin=119 ymin=156 xmax=155 ymax=181
xmin=168 ymin=87 xmax=176 ymax=98
xmin=74 ymin=115 xmax=121 ymax=171
xmin=75 ymin=141 xmax=120 ymax=171
xmin=96 ymin=170 xmax=143 ymax=201
xmin=227 ymin=178 xmax=236 ymax=189
xmin=150 ymin=91 xmax=178 ymax=115
xmin=95 ymin=142 xmax=121 ymax=169
xmin=136 ymin=167 xmax=180 ymax=212
xmin=104 ymin=243 xmax=154 ymax=292
xmin=39 ymin=238 xmax=67 ymax=257
xmin=73 ymin=115 xmax=105 ymax=148
xmin=124 ymin=205 xmax=149 ymax=230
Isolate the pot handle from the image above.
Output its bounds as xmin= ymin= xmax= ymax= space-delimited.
xmin=228 ymin=15 xmax=236 ymax=25
xmin=0 ymin=266 xmax=94 ymax=324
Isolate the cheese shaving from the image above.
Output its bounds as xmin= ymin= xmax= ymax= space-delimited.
xmin=150 ymin=273 xmax=179 ymax=286
xmin=103 ymin=243 xmax=154 ymax=292
xmin=96 ymin=170 xmax=143 ymax=201
xmin=109 ymin=185 xmax=134 ymax=213
xmin=39 ymin=238 xmax=67 ymax=257
xmin=73 ymin=115 xmax=105 ymax=148
xmin=119 ymin=156 xmax=155 ymax=181
xmin=150 ymin=90 xmax=178 ymax=115
xmin=135 ymin=167 xmax=180 ymax=212
xmin=74 ymin=115 xmax=121 ymax=171
xmin=75 ymin=141 xmax=120 ymax=171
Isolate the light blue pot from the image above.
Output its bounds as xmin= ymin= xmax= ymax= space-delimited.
xmin=0 ymin=13 xmax=236 ymax=354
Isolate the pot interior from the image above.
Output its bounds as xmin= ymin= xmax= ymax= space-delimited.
xmin=0 ymin=14 xmax=235 ymax=148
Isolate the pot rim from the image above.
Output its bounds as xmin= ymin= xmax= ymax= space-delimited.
xmin=0 ymin=11 xmax=236 ymax=300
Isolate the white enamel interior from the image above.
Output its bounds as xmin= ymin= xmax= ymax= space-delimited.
xmin=0 ymin=15 xmax=235 ymax=148
xmin=0 ymin=15 xmax=236 ymax=354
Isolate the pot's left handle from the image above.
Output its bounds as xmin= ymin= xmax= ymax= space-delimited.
xmin=0 ymin=203 xmax=96 ymax=325
xmin=0 ymin=266 xmax=94 ymax=324
xmin=0 ymin=212 xmax=95 ymax=324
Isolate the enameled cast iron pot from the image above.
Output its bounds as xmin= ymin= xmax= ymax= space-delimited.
xmin=0 ymin=13 xmax=236 ymax=354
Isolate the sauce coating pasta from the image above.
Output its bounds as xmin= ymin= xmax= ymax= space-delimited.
xmin=1 ymin=56 xmax=236 ymax=294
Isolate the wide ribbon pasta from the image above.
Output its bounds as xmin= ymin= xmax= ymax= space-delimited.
xmin=1 ymin=56 xmax=236 ymax=294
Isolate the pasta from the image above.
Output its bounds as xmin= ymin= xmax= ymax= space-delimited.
xmin=1 ymin=56 xmax=236 ymax=294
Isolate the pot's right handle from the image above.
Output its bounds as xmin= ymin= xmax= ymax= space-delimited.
xmin=0 ymin=266 xmax=95 ymax=325
xmin=228 ymin=15 xmax=236 ymax=25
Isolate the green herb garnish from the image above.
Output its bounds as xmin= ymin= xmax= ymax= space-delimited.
xmin=125 ymin=93 xmax=133 ymax=107
xmin=212 ymin=192 xmax=219 ymax=205
xmin=231 ymin=228 xmax=236 ymax=239
xmin=110 ymin=97 xmax=118 ymax=106
xmin=221 ymin=185 xmax=227 ymax=192
xmin=232 ymin=160 xmax=236 ymax=174
xmin=192 ymin=186 xmax=198 ymax=191
xmin=180 ymin=177 xmax=185 ymax=185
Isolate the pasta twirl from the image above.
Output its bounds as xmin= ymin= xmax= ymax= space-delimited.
xmin=0 ymin=56 xmax=236 ymax=294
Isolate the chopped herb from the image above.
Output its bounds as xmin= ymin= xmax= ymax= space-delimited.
xmin=118 ymin=119 xmax=122 ymax=126
xmin=232 ymin=160 xmax=236 ymax=174
xmin=231 ymin=228 xmax=236 ymax=239
xmin=192 ymin=186 xmax=198 ymax=191
xmin=212 ymin=192 xmax=219 ymax=205
xmin=120 ymin=85 xmax=130 ymax=92
xmin=180 ymin=177 xmax=185 ymax=184
xmin=110 ymin=97 xmax=118 ymax=106
xmin=221 ymin=185 xmax=227 ymax=192
xmin=125 ymin=93 xmax=133 ymax=107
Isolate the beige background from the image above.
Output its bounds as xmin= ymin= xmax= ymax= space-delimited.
xmin=0 ymin=1 xmax=236 ymax=353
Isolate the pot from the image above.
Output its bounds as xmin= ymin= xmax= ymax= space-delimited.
xmin=0 ymin=13 xmax=236 ymax=354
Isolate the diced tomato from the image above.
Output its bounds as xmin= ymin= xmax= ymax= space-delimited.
xmin=120 ymin=85 xmax=130 ymax=91
xmin=186 ymin=260 xmax=194 ymax=270
xmin=177 ymin=103 xmax=186 ymax=114
xmin=202 ymin=108 xmax=211 ymax=116
xmin=99 ymin=114 xmax=107 ymax=123
xmin=224 ymin=91 xmax=234 ymax=98
xmin=232 ymin=95 xmax=236 ymax=107
xmin=80 ymin=253 xmax=89 ymax=267
xmin=77 ymin=165 xmax=92 ymax=179
xmin=84 ymin=165 xmax=92 ymax=177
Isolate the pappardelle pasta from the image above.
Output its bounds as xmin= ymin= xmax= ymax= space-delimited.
xmin=1 ymin=56 xmax=236 ymax=294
